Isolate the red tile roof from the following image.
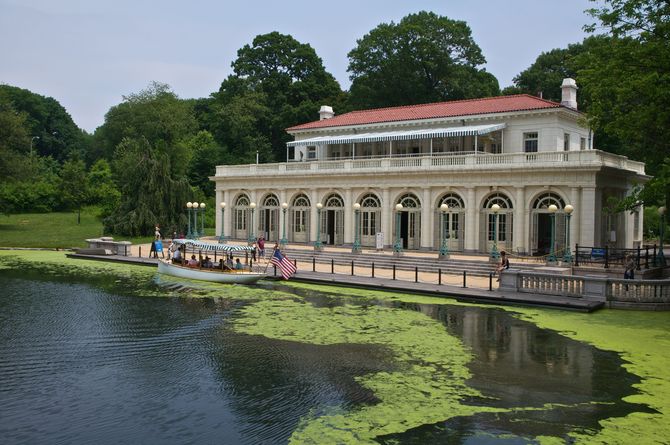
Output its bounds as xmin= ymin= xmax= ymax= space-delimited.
xmin=287 ymin=94 xmax=563 ymax=131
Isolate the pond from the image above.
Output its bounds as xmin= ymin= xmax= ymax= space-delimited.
xmin=0 ymin=251 xmax=669 ymax=444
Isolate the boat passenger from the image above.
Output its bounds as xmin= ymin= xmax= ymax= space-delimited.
xmin=226 ymin=255 xmax=234 ymax=268
xmin=203 ymin=256 xmax=213 ymax=268
xmin=172 ymin=245 xmax=182 ymax=263
xmin=188 ymin=254 xmax=198 ymax=268
xmin=235 ymin=258 xmax=243 ymax=270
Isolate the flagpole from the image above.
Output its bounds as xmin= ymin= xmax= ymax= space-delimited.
xmin=263 ymin=247 xmax=277 ymax=274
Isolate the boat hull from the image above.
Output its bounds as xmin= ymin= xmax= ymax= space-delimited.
xmin=157 ymin=260 xmax=265 ymax=284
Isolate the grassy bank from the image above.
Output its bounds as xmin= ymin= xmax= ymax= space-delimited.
xmin=0 ymin=210 xmax=217 ymax=248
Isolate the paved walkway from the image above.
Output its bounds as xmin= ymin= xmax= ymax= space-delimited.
xmin=69 ymin=246 xmax=603 ymax=312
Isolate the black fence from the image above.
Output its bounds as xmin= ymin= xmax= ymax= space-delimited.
xmin=574 ymin=244 xmax=663 ymax=269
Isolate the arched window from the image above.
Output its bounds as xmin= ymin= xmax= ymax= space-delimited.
xmin=438 ymin=193 xmax=464 ymax=209
xmin=235 ymin=195 xmax=250 ymax=207
xmin=483 ymin=193 xmax=513 ymax=210
xmin=292 ymin=194 xmax=311 ymax=208
xmin=532 ymin=192 xmax=565 ymax=209
xmin=262 ymin=194 xmax=279 ymax=207
xmin=360 ymin=193 xmax=380 ymax=208
xmin=397 ymin=193 xmax=420 ymax=209
xmin=324 ymin=194 xmax=344 ymax=208
xmin=234 ymin=194 xmax=250 ymax=234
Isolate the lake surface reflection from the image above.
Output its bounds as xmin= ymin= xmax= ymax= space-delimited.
xmin=0 ymin=261 xmax=652 ymax=444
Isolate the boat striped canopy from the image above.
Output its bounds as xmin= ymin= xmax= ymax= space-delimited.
xmin=173 ymin=239 xmax=255 ymax=252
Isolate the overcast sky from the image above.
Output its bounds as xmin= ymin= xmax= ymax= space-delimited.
xmin=0 ymin=0 xmax=595 ymax=132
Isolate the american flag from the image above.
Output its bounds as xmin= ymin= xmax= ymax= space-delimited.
xmin=270 ymin=249 xmax=297 ymax=279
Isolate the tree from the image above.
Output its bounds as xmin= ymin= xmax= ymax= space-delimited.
xmin=581 ymin=0 xmax=670 ymax=207
xmin=59 ymin=159 xmax=88 ymax=223
xmin=104 ymin=137 xmax=191 ymax=236
xmin=87 ymin=159 xmax=120 ymax=218
xmin=347 ymin=11 xmax=499 ymax=109
xmin=0 ymin=85 xmax=88 ymax=162
xmin=212 ymin=33 xmax=345 ymax=161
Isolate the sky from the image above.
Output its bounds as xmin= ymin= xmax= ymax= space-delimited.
xmin=0 ymin=0 xmax=595 ymax=132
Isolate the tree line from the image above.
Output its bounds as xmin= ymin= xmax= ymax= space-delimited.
xmin=0 ymin=2 xmax=667 ymax=237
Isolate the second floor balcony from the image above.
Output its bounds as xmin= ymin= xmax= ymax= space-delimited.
xmin=214 ymin=149 xmax=646 ymax=179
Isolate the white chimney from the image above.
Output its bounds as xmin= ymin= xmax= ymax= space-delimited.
xmin=319 ymin=105 xmax=334 ymax=120
xmin=561 ymin=78 xmax=578 ymax=110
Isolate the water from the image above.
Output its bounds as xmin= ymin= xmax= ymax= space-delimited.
xmin=0 ymin=252 xmax=667 ymax=444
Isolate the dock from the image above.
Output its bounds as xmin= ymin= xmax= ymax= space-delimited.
xmin=67 ymin=252 xmax=604 ymax=312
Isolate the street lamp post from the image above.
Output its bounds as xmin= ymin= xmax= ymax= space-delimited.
xmin=219 ymin=202 xmax=226 ymax=243
xmin=199 ymin=202 xmax=206 ymax=238
xmin=314 ymin=203 xmax=323 ymax=251
xmin=439 ymin=203 xmax=449 ymax=259
xmin=193 ymin=202 xmax=200 ymax=239
xmin=563 ymin=204 xmax=574 ymax=263
xmin=490 ymin=204 xmax=501 ymax=261
xmin=280 ymin=202 xmax=288 ymax=248
xmin=248 ymin=202 xmax=256 ymax=244
xmin=393 ymin=203 xmax=403 ymax=256
xmin=186 ymin=202 xmax=194 ymax=238
xmin=547 ymin=204 xmax=558 ymax=263
xmin=659 ymin=206 xmax=667 ymax=266
xmin=352 ymin=203 xmax=362 ymax=254
xmin=30 ymin=136 xmax=39 ymax=156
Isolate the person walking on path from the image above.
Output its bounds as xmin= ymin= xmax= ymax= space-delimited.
xmin=624 ymin=254 xmax=636 ymax=280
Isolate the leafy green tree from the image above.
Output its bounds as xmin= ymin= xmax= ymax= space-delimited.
xmin=347 ymin=11 xmax=499 ymax=109
xmin=87 ymin=159 xmax=120 ymax=218
xmin=94 ymin=82 xmax=198 ymax=168
xmin=581 ymin=0 xmax=670 ymax=207
xmin=212 ymin=33 xmax=345 ymax=161
xmin=58 ymin=159 xmax=89 ymax=223
xmin=0 ymin=85 xmax=88 ymax=162
xmin=0 ymin=102 xmax=30 ymax=180
xmin=105 ymin=137 xmax=191 ymax=236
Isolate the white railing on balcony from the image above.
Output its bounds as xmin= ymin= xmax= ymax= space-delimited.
xmin=215 ymin=150 xmax=646 ymax=178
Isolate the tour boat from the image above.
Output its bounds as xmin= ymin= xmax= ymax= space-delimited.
xmin=157 ymin=239 xmax=266 ymax=284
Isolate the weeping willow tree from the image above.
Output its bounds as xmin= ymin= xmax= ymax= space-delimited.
xmin=104 ymin=137 xmax=191 ymax=236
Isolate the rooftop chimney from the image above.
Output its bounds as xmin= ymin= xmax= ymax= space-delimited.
xmin=319 ymin=105 xmax=334 ymax=120
xmin=561 ymin=78 xmax=578 ymax=110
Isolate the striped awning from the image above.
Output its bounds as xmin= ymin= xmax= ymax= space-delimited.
xmin=287 ymin=123 xmax=506 ymax=147
xmin=173 ymin=239 xmax=255 ymax=252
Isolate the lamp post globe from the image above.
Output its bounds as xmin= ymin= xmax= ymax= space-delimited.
xmin=352 ymin=203 xmax=362 ymax=254
xmin=393 ymin=203 xmax=403 ymax=256
xmin=199 ymin=202 xmax=206 ymax=238
xmin=547 ymin=204 xmax=558 ymax=263
xmin=563 ymin=204 xmax=574 ymax=263
xmin=248 ymin=202 xmax=256 ymax=244
xmin=490 ymin=204 xmax=501 ymax=261
xmin=280 ymin=202 xmax=288 ymax=248
xmin=314 ymin=203 xmax=323 ymax=251
xmin=439 ymin=203 xmax=449 ymax=258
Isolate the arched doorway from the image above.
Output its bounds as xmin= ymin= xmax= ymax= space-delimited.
xmin=434 ymin=193 xmax=465 ymax=252
xmin=322 ymin=193 xmax=344 ymax=245
xmin=290 ymin=194 xmax=311 ymax=243
xmin=259 ymin=194 xmax=279 ymax=242
xmin=531 ymin=193 xmax=566 ymax=256
xmin=359 ymin=193 xmax=381 ymax=247
xmin=481 ymin=194 xmax=513 ymax=253
xmin=394 ymin=193 xmax=421 ymax=250
xmin=233 ymin=194 xmax=251 ymax=240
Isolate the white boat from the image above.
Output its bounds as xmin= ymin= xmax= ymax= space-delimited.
xmin=157 ymin=239 xmax=266 ymax=284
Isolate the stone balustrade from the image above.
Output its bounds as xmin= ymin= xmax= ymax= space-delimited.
xmin=215 ymin=150 xmax=645 ymax=178
xmin=84 ymin=237 xmax=132 ymax=256
xmin=500 ymin=269 xmax=670 ymax=309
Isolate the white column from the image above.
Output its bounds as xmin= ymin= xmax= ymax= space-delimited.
xmin=310 ymin=188 xmax=319 ymax=243
xmin=344 ymin=188 xmax=353 ymax=244
xmin=223 ymin=190 xmax=231 ymax=238
xmin=465 ymin=187 xmax=477 ymax=252
xmin=421 ymin=187 xmax=432 ymax=249
xmin=580 ymin=187 xmax=596 ymax=246
xmin=514 ymin=187 xmax=525 ymax=254
xmin=381 ymin=188 xmax=391 ymax=249
xmin=570 ymin=187 xmax=580 ymax=249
